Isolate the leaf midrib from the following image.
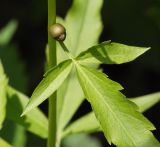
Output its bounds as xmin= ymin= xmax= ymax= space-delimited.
xmin=76 ymin=64 xmax=137 ymax=147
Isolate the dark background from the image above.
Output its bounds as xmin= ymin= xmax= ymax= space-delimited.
xmin=0 ymin=0 xmax=160 ymax=146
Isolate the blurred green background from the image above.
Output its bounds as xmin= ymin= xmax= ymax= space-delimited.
xmin=0 ymin=0 xmax=160 ymax=146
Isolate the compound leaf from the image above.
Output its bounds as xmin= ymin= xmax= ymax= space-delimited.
xmin=76 ymin=64 xmax=159 ymax=147
xmin=22 ymin=59 xmax=73 ymax=116
xmin=76 ymin=41 xmax=150 ymax=65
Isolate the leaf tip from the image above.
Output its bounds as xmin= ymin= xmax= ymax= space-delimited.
xmin=145 ymin=47 xmax=151 ymax=51
xmin=20 ymin=103 xmax=31 ymax=117
xmin=20 ymin=110 xmax=27 ymax=117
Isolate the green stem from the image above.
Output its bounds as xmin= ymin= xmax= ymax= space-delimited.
xmin=47 ymin=0 xmax=57 ymax=147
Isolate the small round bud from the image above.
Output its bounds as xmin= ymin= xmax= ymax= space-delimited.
xmin=49 ymin=23 xmax=66 ymax=41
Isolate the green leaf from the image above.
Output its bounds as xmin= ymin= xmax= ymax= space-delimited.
xmin=22 ymin=59 xmax=73 ymax=115
xmin=56 ymin=0 xmax=103 ymax=133
xmin=0 ymin=138 xmax=12 ymax=147
xmin=131 ymin=92 xmax=160 ymax=112
xmin=6 ymin=86 xmax=48 ymax=138
xmin=76 ymin=64 xmax=159 ymax=147
xmin=0 ymin=20 xmax=18 ymax=46
xmin=57 ymin=73 xmax=84 ymax=130
xmin=64 ymin=92 xmax=160 ymax=137
xmin=65 ymin=0 xmax=103 ymax=56
xmin=62 ymin=112 xmax=100 ymax=138
xmin=0 ymin=61 xmax=8 ymax=129
xmin=76 ymin=41 xmax=150 ymax=64
xmin=56 ymin=17 xmax=85 ymax=133
xmin=62 ymin=133 xmax=102 ymax=147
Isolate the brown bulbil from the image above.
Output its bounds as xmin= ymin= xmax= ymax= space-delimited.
xmin=49 ymin=23 xmax=66 ymax=41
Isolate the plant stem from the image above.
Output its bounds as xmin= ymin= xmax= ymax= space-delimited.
xmin=47 ymin=0 xmax=57 ymax=147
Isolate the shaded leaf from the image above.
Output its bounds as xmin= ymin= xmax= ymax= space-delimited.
xmin=62 ymin=133 xmax=102 ymax=147
xmin=76 ymin=64 xmax=159 ymax=146
xmin=0 ymin=44 xmax=27 ymax=92
xmin=12 ymin=125 xmax=26 ymax=147
xmin=6 ymin=86 xmax=48 ymax=138
xmin=0 ymin=138 xmax=12 ymax=147
xmin=77 ymin=41 xmax=150 ymax=65
xmin=22 ymin=59 xmax=73 ymax=115
xmin=0 ymin=20 xmax=18 ymax=46
xmin=0 ymin=61 xmax=8 ymax=129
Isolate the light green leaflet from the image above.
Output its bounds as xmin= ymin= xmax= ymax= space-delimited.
xmin=56 ymin=0 xmax=103 ymax=133
xmin=62 ymin=112 xmax=100 ymax=138
xmin=76 ymin=64 xmax=160 ymax=147
xmin=131 ymin=92 xmax=160 ymax=112
xmin=0 ymin=61 xmax=8 ymax=129
xmin=63 ymin=91 xmax=160 ymax=137
xmin=6 ymin=86 xmax=48 ymax=138
xmin=22 ymin=59 xmax=73 ymax=115
xmin=76 ymin=41 xmax=150 ymax=64
xmin=0 ymin=138 xmax=12 ymax=147
xmin=0 ymin=20 xmax=18 ymax=46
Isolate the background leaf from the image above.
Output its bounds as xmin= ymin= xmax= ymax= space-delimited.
xmin=12 ymin=125 xmax=26 ymax=147
xmin=6 ymin=86 xmax=48 ymax=138
xmin=0 ymin=20 xmax=18 ymax=46
xmin=131 ymin=92 xmax=160 ymax=113
xmin=62 ymin=133 xmax=102 ymax=147
xmin=0 ymin=44 xmax=27 ymax=92
xmin=77 ymin=41 xmax=150 ymax=65
xmin=65 ymin=0 xmax=103 ymax=55
xmin=0 ymin=61 xmax=8 ymax=129
xmin=0 ymin=19 xmax=27 ymax=147
xmin=0 ymin=138 xmax=12 ymax=147
xmin=22 ymin=59 xmax=73 ymax=115
xmin=62 ymin=112 xmax=100 ymax=138
xmin=76 ymin=64 xmax=159 ymax=146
